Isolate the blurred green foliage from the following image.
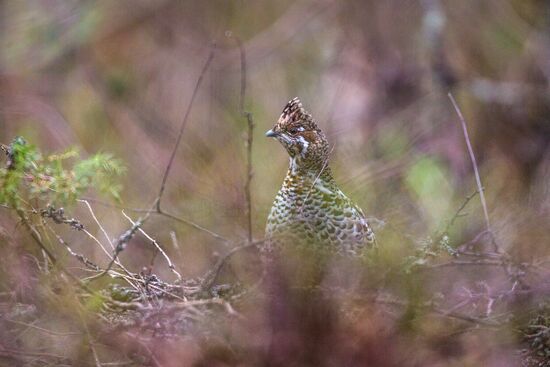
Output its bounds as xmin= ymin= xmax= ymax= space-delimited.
xmin=0 ymin=136 xmax=125 ymax=207
xmin=405 ymin=157 xmax=452 ymax=230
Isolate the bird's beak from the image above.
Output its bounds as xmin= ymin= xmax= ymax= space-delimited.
xmin=265 ymin=129 xmax=278 ymax=138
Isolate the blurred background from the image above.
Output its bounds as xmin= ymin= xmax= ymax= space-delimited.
xmin=1 ymin=1 xmax=549 ymax=366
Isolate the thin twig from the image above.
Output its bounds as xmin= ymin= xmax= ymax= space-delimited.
xmin=0 ymin=347 xmax=71 ymax=362
xmin=448 ymin=93 xmax=492 ymax=244
xmin=78 ymin=199 xmax=136 ymax=282
xmin=448 ymin=93 xmax=529 ymax=289
xmin=15 ymin=208 xmax=57 ymax=265
xmin=431 ymin=305 xmax=500 ymax=326
xmin=201 ymin=239 xmax=264 ymax=291
xmin=244 ymin=111 xmax=254 ymax=243
xmin=122 ymin=210 xmax=182 ymax=282
xmin=3 ymin=318 xmax=81 ymax=336
xmin=390 ymin=300 xmax=498 ymax=326
xmin=44 ymin=224 xmax=100 ymax=271
xmin=443 ymin=189 xmax=478 ymax=234
xmin=109 ymin=297 xmax=240 ymax=314
xmin=80 ymin=197 xmax=231 ymax=244
xmin=231 ymin=34 xmax=247 ymax=115
xmin=157 ymin=210 xmax=231 ymax=244
xmin=80 ymin=229 xmax=118 ymax=266
xmin=13 ymin=207 xmax=96 ymax=294
xmin=424 ymin=259 xmax=504 ymax=269
xmin=79 ymin=200 xmax=115 ymax=250
xmin=157 ymin=47 xmax=215 ymax=213
xmin=358 ymin=292 xmax=501 ymax=327
xmin=85 ymin=214 xmax=148 ymax=282
xmin=230 ymin=33 xmax=254 ymax=243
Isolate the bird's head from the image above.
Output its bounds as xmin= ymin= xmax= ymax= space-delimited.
xmin=266 ymin=97 xmax=330 ymax=173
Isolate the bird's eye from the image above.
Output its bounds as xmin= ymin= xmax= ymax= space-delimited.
xmin=289 ymin=127 xmax=303 ymax=135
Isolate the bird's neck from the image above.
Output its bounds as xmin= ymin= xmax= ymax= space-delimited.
xmin=286 ymin=156 xmax=334 ymax=184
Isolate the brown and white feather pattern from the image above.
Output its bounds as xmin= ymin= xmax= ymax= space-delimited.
xmin=264 ymin=97 xmax=376 ymax=257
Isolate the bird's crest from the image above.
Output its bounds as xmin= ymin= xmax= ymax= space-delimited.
xmin=278 ymin=97 xmax=315 ymax=129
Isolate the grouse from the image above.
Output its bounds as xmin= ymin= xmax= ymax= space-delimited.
xmin=264 ymin=97 xmax=376 ymax=258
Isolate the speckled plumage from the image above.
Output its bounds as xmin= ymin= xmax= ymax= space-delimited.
xmin=263 ymin=97 xmax=376 ymax=257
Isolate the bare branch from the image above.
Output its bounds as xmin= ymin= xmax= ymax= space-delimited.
xmin=424 ymin=259 xmax=504 ymax=269
xmin=78 ymin=199 xmax=136 ymax=282
xmin=351 ymin=291 xmax=502 ymax=327
xmin=157 ymin=47 xmax=216 ymax=212
xmin=13 ymin=207 xmax=96 ymax=294
xmin=228 ymin=33 xmax=255 ymax=243
xmin=442 ymin=189 xmax=478 ymax=234
xmin=244 ymin=111 xmax=255 ymax=243
xmin=80 ymin=197 xmax=231 ymax=244
xmin=85 ymin=214 xmax=148 ymax=282
xmin=157 ymin=210 xmax=231 ymax=244
xmin=122 ymin=210 xmax=182 ymax=282
xmin=201 ymin=239 xmax=264 ymax=291
xmin=448 ymin=93 xmax=492 ymax=244
xmin=0 ymin=347 xmax=71 ymax=363
xmin=44 ymin=224 xmax=100 ymax=271
xmin=448 ymin=93 xmax=530 ymax=289
xmin=79 ymin=199 xmax=116 ymax=250
xmin=3 ymin=318 xmax=81 ymax=336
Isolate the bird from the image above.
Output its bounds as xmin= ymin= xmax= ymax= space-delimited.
xmin=263 ymin=97 xmax=376 ymax=259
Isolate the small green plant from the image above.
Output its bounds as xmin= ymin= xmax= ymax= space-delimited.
xmin=0 ymin=136 xmax=125 ymax=208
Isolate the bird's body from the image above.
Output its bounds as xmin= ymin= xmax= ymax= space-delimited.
xmin=263 ymin=98 xmax=375 ymax=258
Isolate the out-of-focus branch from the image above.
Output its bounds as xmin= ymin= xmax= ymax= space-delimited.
xmin=82 ymin=46 xmax=239 ymax=250
xmin=244 ymin=112 xmax=254 ymax=243
xmin=337 ymin=290 xmax=502 ymax=327
xmin=448 ymin=93 xmax=530 ymax=289
xmin=425 ymin=259 xmax=504 ymax=269
xmin=81 ymin=47 xmax=230 ymax=245
xmin=448 ymin=93 xmax=492 ymax=242
xmin=44 ymin=224 xmax=100 ymax=271
xmin=80 ymin=197 xmax=231 ymax=244
xmin=156 ymin=47 xmax=215 ymax=213
xmin=442 ymin=189 xmax=478 ymax=235
xmin=13 ymin=206 xmax=97 ymax=294
xmin=201 ymin=239 xmax=264 ymax=291
xmin=3 ymin=319 xmax=81 ymax=336
xmin=157 ymin=206 xmax=231 ymax=244
xmin=0 ymin=347 xmax=71 ymax=365
xmin=228 ymin=33 xmax=255 ymax=243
